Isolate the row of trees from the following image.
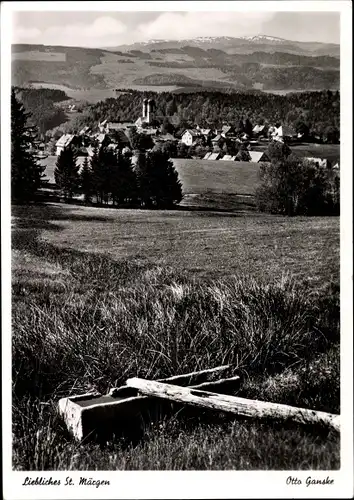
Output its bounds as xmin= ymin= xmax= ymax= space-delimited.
xmin=54 ymin=146 xmax=183 ymax=209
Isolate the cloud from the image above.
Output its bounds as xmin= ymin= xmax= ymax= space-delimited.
xmin=13 ymin=26 xmax=41 ymax=43
xmin=136 ymin=12 xmax=274 ymax=41
xmin=14 ymin=16 xmax=128 ymax=47
xmin=12 ymin=10 xmax=339 ymax=47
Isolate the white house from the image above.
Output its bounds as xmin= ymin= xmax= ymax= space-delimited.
xmin=272 ymin=125 xmax=297 ymax=143
xmin=181 ymin=129 xmax=202 ymax=146
xmin=55 ymin=134 xmax=75 ymax=156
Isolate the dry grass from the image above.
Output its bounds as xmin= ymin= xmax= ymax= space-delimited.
xmin=11 ymin=203 xmax=340 ymax=470
xmin=12 ymin=204 xmax=339 ymax=287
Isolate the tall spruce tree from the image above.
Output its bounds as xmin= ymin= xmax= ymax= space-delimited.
xmin=135 ymin=151 xmax=152 ymax=208
xmin=111 ymin=150 xmax=137 ymax=206
xmin=100 ymin=147 xmax=117 ymax=205
xmin=90 ymin=146 xmax=105 ymax=204
xmin=80 ymin=156 xmax=93 ymax=203
xmin=11 ymin=88 xmax=45 ymax=202
xmin=244 ymin=118 xmax=253 ymax=137
xmin=136 ymin=151 xmax=183 ymax=208
xmin=54 ymin=147 xmax=80 ymax=202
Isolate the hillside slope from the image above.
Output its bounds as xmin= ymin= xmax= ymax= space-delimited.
xmin=12 ymin=36 xmax=340 ymax=92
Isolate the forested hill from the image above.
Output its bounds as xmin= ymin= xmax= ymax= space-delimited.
xmin=71 ymin=90 xmax=339 ymax=139
xmin=14 ymin=87 xmax=70 ymax=135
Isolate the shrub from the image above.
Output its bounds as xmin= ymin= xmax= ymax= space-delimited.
xmin=255 ymin=155 xmax=339 ymax=216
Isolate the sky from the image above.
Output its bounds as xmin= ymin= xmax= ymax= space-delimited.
xmin=12 ymin=10 xmax=340 ymax=48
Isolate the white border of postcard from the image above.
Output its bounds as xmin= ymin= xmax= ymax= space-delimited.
xmin=1 ymin=1 xmax=353 ymax=499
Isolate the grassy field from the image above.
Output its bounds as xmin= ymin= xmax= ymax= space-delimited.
xmin=253 ymin=143 xmax=340 ymax=163
xmin=14 ymin=204 xmax=339 ymax=286
xmin=11 ymin=203 xmax=340 ymax=470
xmin=12 ymin=51 xmax=66 ymax=62
xmin=173 ymin=159 xmax=259 ymax=195
xmin=41 ymin=149 xmax=338 ymax=204
xmin=41 ymin=156 xmax=260 ymax=195
xmin=29 ymin=83 xmax=119 ymax=103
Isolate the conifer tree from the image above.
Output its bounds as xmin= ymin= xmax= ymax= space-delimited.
xmin=111 ymin=150 xmax=137 ymax=206
xmin=54 ymin=147 xmax=80 ymax=202
xmin=100 ymin=147 xmax=117 ymax=204
xmin=80 ymin=157 xmax=93 ymax=203
xmin=11 ymin=88 xmax=45 ymax=202
xmin=136 ymin=151 xmax=183 ymax=208
xmin=244 ymin=118 xmax=253 ymax=137
xmin=135 ymin=151 xmax=152 ymax=208
xmin=90 ymin=146 xmax=105 ymax=204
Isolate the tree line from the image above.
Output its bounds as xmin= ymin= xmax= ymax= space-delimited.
xmin=15 ymin=87 xmax=340 ymax=145
xmin=68 ymin=89 xmax=339 ymax=144
xmin=54 ymin=145 xmax=183 ymax=209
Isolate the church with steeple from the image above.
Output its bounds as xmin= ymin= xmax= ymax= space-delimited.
xmin=135 ymin=98 xmax=156 ymax=128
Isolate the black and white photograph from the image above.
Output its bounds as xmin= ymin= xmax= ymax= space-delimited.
xmin=1 ymin=2 xmax=353 ymax=499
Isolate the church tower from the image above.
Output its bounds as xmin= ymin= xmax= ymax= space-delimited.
xmin=147 ymin=98 xmax=155 ymax=124
xmin=143 ymin=98 xmax=148 ymax=119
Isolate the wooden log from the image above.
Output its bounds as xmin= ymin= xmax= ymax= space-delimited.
xmin=126 ymin=378 xmax=341 ymax=433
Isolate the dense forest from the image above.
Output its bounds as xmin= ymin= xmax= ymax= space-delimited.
xmin=13 ymin=87 xmax=69 ymax=136
xmin=149 ymin=48 xmax=339 ymax=68
xmin=134 ymin=66 xmax=338 ymax=91
xmin=67 ymin=90 xmax=340 ymax=142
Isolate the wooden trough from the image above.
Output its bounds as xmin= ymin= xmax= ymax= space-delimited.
xmin=58 ymin=364 xmax=240 ymax=441
xmin=58 ymin=364 xmax=340 ymax=442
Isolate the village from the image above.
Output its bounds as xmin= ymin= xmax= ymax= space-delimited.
xmin=49 ymin=97 xmax=337 ymax=170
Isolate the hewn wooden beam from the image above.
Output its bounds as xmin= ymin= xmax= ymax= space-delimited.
xmin=126 ymin=378 xmax=340 ymax=432
xmin=59 ymin=371 xmax=240 ymax=441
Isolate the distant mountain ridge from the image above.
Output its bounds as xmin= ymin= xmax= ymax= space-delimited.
xmin=11 ymin=35 xmax=340 ymax=94
xmin=103 ymin=35 xmax=340 ymax=57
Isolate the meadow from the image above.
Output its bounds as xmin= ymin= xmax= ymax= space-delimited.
xmin=41 ymin=156 xmax=260 ymax=196
xmin=11 ymin=202 xmax=340 ymax=470
xmin=29 ymin=83 xmax=118 ymax=103
xmin=11 ymin=51 xmax=66 ymax=62
xmin=253 ymin=143 xmax=340 ymax=163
